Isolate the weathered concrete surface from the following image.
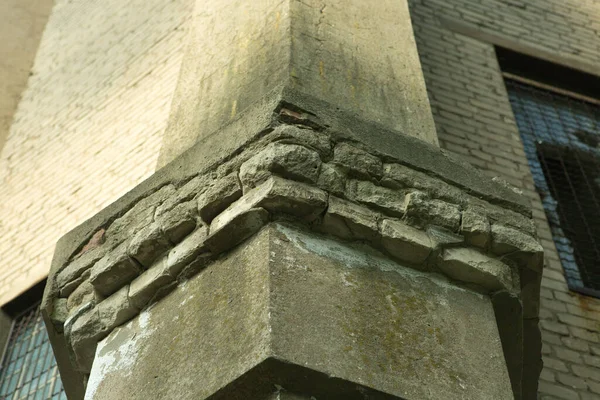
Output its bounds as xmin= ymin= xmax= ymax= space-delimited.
xmin=158 ymin=0 xmax=292 ymax=166
xmin=269 ymin=224 xmax=512 ymax=399
xmin=158 ymin=0 xmax=438 ymax=166
xmin=288 ymin=0 xmax=437 ymax=144
xmin=86 ymin=223 xmax=513 ymax=399
xmin=86 ymin=225 xmax=273 ymax=400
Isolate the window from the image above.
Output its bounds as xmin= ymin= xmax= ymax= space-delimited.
xmin=499 ymin=48 xmax=600 ymax=297
xmin=0 ymin=282 xmax=66 ymax=399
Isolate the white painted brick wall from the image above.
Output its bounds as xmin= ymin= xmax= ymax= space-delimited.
xmin=0 ymin=0 xmax=194 ymax=306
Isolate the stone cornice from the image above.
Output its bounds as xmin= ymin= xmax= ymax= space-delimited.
xmin=42 ymin=105 xmax=542 ymax=398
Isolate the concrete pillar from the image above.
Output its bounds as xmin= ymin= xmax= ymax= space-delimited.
xmin=42 ymin=1 xmax=543 ymax=399
xmin=157 ymin=0 xmax=438 ymax=167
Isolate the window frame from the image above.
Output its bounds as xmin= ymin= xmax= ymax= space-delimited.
xmin=0 ymin=280 xmax=67 ymax=399
xmin=498 ymin=47 xmax=600 ymax=299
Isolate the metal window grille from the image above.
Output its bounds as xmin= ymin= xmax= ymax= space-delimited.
xmin=0 ymin=303 xmax=66 ymax=400
xmin=505 ymin=78 xmax=600 ymax=297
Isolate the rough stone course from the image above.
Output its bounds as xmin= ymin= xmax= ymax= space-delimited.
xmin=316 ymin=163 xmax=346 ymax=197
xmin=461 ymin=208 xmax=491 ymax=249
xmin=321 ymin=196 xmax=380 ymax=242
xmin=404 ymin=191 xmax=461 ymax=231
xmin=269 ymin=124 xmax=332 ymax=157
xmin=197 ymin=173 xmax=242 ymax=223
xmin=156 ymin=200 xmax=197 ymax=243
xmin=240 ymin=143 xmax=322 ymax=190
xmin=97 ymin=286 xmax=138 ymax=332
xmin=89 ymin=243 xmax=142 ymax=297
xmin=166 ymin=225 xmax=209 ymax=277
xmin=67 ymin=280 xmax=100 ymax=312
xmin=205 ymin=208 xmax=270 ymax=255
xmin=332 ymin=142 xmax=383 ymax=179
xmin=128 ymin=258 xmax=175 ymax=309
xmin=45 ymin=123 xmax=542 ymax=385
xmin=440 ymin=247 xmax=514 ymax=292
xmin=381 ymin=219 xmax=434 ymax=266
xmin=127 ymin=222 xmax=172 ymax=268
xmin=346 ymin=179 xmax=407 ymax=218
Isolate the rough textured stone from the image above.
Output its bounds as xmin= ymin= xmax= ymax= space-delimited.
xmin=269 ymin=124 xmax=331 ymax=157
xmin=426 ymin=225 xmax=464 ymax=248
xmin=461 ymin=208 xmax=491 ymax=249
xmin=90 ymin=243 xmax=142 ymax=296
xmin=129 ymin=258 xmax=175 ymax=309
xmin=380 ymin=219 xmax=433 ymax=266
xmin=67 ymin=280 xmax=102 ymax=312
xmin=255 ymin=178 xmax=327 ymax=222
xmin=74 ymin=229 xmax=106 ymax=259
xmin=50 ymin=298 xmax=69 ymax=329
xmin=156 ymin=200 xmax=197 ymax=244
xmin=157 ymin=176 xmax=207 ymax=215
xmin=97 ymin=285 xmax=138 ymax=330
xmin=56 ymin=244 xmax=109 ymax=291
xmin=167 ymin=225 xmax=209 ymax=278
xmin=485 ymin=205 xmax=537 ymax=236
xmin=321 ymin=196 xmax=380 ymax=242
xmin=239 ymin=143 xmax=321 ymax=190
xmin=383 ymin=163 xmax=465 ymax=206
xmin=67 ymin=306 xmax=107 ymax=373
xmin=491 ymin=224 xmax=544 ymax=271
xmin=346 ymin=180 xmax=407 ymax=217
xmin=106 ymin=184 xmax=176 ymax=239
xmin=176 ymin=253 xmax=214 ymax=282
xmin=439 ymin=248 xmax=514 ymax=292
xmin=404 ymin=191 xmax=461 ymax=231
xmin=127 ymin=222 xmax=172 ymax=268
xmin=332 ymin=142 xmax=383 ymax=178
xmin=60 ymin=269 xmax=90 ymax=298
xmin=197 ymin=173 xmax=242 ymax=223
xmin=316 ymin=163 xmax=346 ymax=197
xmin=205 ymin=207 xmax=269 ymax=254
xmin=212 ymin=177 xmax=327 ymax=232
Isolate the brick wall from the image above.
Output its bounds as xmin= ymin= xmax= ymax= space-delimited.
xmin=0 ymin=0 xmax=194 ymax=306
xmin=408 ymin=0 xmax=600 ymax=398
xmin=0 ymin=0 xmax=53 ymax=156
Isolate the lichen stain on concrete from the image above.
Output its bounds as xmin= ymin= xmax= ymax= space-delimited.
xmin=85 ymin=310 xmax=156 ymax=399
xmin=230 ymin=99 xmax=238 ymax=118
xmin=275 ymin=223 xmax=480 ymax=395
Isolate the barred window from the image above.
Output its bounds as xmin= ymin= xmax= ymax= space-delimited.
xmin=0 ymin=303 xmax=66 ymax=399
xmin=499 ymin=48 xmax=600 ymax=297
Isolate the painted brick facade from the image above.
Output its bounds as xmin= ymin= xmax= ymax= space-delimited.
xmin=0 ymin=0 xmax=53 ymax=159
xmin=408 ymin=0 xmax=600 ymax=398
xmin=0 ymin=0 xmax=194 ymax=306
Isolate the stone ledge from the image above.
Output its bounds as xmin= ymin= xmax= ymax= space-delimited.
xmin=42 ymin=119 xmax=542 ymax=399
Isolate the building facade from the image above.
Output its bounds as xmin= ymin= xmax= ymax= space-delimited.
xmin=0 ymin=0 xmax=598 ymax=399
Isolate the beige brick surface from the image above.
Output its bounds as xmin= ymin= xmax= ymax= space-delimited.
xmin=408 ymin=0 xmax=600 ymax=397
xmin=0 ymin=0 xmax=194 ymax=306
xmin=0 ymin=0 xmax=53 ymax=155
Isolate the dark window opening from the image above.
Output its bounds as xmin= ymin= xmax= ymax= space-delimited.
xmin=538 ymin=144 xmax=600 ymax=293
xmin=0 ymin=281 xmax=66 ymax=399
xmin=499 ymin=48 xmax=600 ymax=298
